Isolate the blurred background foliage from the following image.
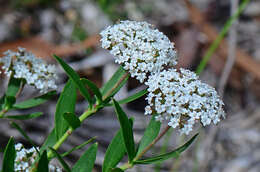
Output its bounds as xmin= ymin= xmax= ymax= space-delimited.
xmin=0 ymin=0 xmax=260 ymax=171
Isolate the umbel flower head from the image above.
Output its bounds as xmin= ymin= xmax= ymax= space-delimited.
xmin=100 ymin=20 xmax=177 ymax=83
xmin=0 ymin=48 xmax=57 ymax=93
xmin=15 ymin=143 xmax=62 ymax=172
xmin=145 ymin=68 xmax=225 ymax=135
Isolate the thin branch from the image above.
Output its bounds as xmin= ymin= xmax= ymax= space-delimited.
xmin=134 ymin=125 xmax=171 ymax=161
xmin=102 ymin=72 xmax=129 ymax=101
xmin=218 ymin=0 xmax=239 ymax=97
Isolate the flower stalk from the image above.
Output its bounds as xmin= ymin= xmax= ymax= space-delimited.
xmin=119 ymin=126 xmax=171 ymax=170
xmin=0 ymin=108 xmax=8 ymax=118
xmin=47 ymin=107 xmax=98 ymax=159
xmin=46 ymin=70 xmax=129 ymax=160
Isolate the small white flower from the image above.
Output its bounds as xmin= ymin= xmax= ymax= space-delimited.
xmin=0 ymin=48 xmax=57 ymax=93
xmin=100 ymin=20 xmax=178 ymax=82
xmin=14 ymin=143 xmax=62 ymax=172
xmin=145 ymin=68 xmax=225 ymax=135
xmin=15 ymin=143 xmax=23 ymax=151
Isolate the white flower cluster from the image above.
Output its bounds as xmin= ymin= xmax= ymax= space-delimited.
xmin=100 ymin=20 xmax=177 ymax=82
xmin=15 ymin=143 xmax=62 ymax=172
xmin=0 ymin=48 xmax=57 ymax=93
xmin=145 ymin=69 xmax=225 ymax=135
xmin=100 ymin=20 xmax=225 ymax=134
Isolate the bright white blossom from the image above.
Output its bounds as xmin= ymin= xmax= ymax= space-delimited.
xmin=0 ymin=48 xmax=57 ymax=93
xmin=14 ymin=143 xmax=62 ymax=172
xmin=100 ymin=20 xmax=177 ymax=82
xmin=145 ymin=68 xmax=225 ymax=135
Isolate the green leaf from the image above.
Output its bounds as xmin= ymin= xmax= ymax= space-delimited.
xmin=13 ymin=91 xmax=56 ymax=109
xmin=49 ymin=147 xmax=71 ymax=172
xmin=55 ymin=80 xmax=77 ymax=140
xmin=37 ymin=150 xmax=49 ymax=172
xmin=72 ymin=143 xmax=98 ymax=172
xmin=6 ymin=77 xmax=22 ymax=97
xmin=112 ymin=99 xmax=135 ymax=162
xmin=0 ymin=95 xmax=5 ymax=111
xmin=101 ymin=66 xmax=128 ymax=102
xmin=102 ymin=130 xmax=126 ymax=172
xmin=40 ymin=129 xmax=56 ymax=153
xmin=62 ymin=137 xmax=96 ymax=157
xmin=134 ymin=133 xmax=199 ymax=164
xmin=110 ymin=168 xmax=124 ymax=172
xmin=10 ymin=122 xmax=39 ymax=154
xmin=2 ymin=137 xmax=15 ymax=172
xmin=118 ymin=89 xmax=148 ymax=105
xmin=63 ymin=112 xmax=81 ymax=130
xmin=6 ymin=112 xmax=42 ymax=120
xmin=4 ymin=96 xmax=16 ymax=110
xmin=105 ymin=89 xmax=148 ymax=106
xmin=81 ymin=78 xmax=102 ymax=103
xmin=53 ymin=55 xmax=92 ymax=107
xmin=136 ymin=115 xmax=161 ymax=156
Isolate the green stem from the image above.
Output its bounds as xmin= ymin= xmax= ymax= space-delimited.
xmin=47 ymin=127 xmax=73 ymax=158
xmin=79 ymin=107 xmax=97 ymax=122
xmin=45 ymin=68 xmax=128 ymax=163
xmin=0 ymin=79 xmax=25 ymax=118
xmin=196 ymin=0 xmax=250 ymax=74
xmin=47 ymin=108 xmax=97 ymax=159
xmin=134 ymin=125 xmax=171 ymax=161
xmin=0 ymin=108 xmax=9 ymax=118
xmin=120 ymin=163 xmax=133 ymax=170
xmin=102 ymin=72 xmax=129 ymax=100
xmin=119 ymin=126 xmax=171 ymax=170
xmin=155 ymin=128 xmax=173 ymax=172
xmin=15 ymin=79 xmax=26 ymax=98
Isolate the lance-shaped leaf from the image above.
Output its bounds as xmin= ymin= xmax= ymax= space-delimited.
xmin=110 ymin=168 xmax=124 ymax=172
xmin=134 ymin=133 xmax=199 ymax=164
xmin=55 ymin=80 xmax=77 ymax=140
xmin=136 ymin=115 xmax=161 ymax=156
xmin=71 ymin=143 xmax=98 ymax=172
xmin=37 ymin=150 xmax=49 ymax=172
xmin=112 ymin=99 xmax=135 ymax=162
xmin=117 ymin=89 xmax=148 ymax=105
xmin=49 ymin=147 xmax=71 ymax=172
xmin=6 ymin=77 xmax=22 ymax=97
xmin=81 ymin=78 xmax=102 ymax=103
xmin=6 ymin=112 xmax=42 ymax=120
xmin=63 ymin=112 xmax=81 ymax=130
xmin=2 ymin=137 xmax=15 ymax=172
xmin=13 ymin=91 xmax=56 ymax=109
xmin=53 ymin=55 xmax=92 ymax=107
xmin=105 ymin=89 xmax=148 ymax=106
xmin=102 ymin=118 xmax=133 ymax=172
xmin=101 ymin=66 xmax=128 ymax=102
xmin=62 ymin=137 xmax=96 ymax=157
xmin=102 ymin=130 xmax=125 ymax=172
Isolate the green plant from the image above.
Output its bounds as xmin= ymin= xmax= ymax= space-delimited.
xmin=0 ymin=20 xmax=227 ymax=172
